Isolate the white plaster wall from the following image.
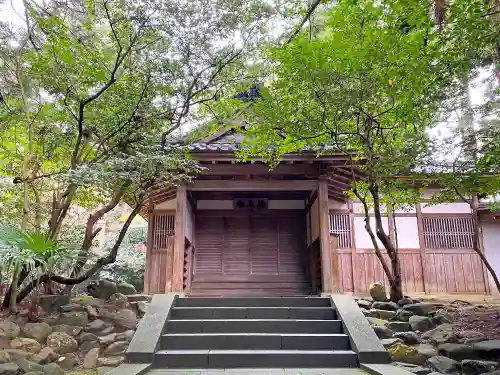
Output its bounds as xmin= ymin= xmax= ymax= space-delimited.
xmin=268 ymin=200 xmax=305 ymax=209
xmin=354 ymin=216 xmax=389 ymax=248
xmin=329 ymin=199 xmax=348 ymax=210
xmin=154 ymin=198 xmax=176 ymax=210
xmin=197 ymin=200 xmax=234 ymax=210
xmin=352 ymin=202 xmax=387 ymax=214
xmin=420 ymin=202 xmax=471 ymax=214
xmin=394 ymin=217 xmax=419 ymax=248
xmin=483 ymin=221 xmax=500 ymax=295
xmin=311 ymin=199 xmax=320 ymax=242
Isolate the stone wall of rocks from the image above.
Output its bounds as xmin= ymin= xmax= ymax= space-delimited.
xmin=0 ymin=280 xmax=149 ymax=375
xmin=362 ymin=283 xmax=500 ymax=375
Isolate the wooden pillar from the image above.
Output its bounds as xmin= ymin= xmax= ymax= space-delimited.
xmin=143 ymin=208 xmax=154 ymax=294
xmin=415 ymin=203 xmax=427 ymax=294
xmin=172 ymin=184 xmax=187 ymax=292
xmin=318 ymin=178 xmax=334 ymax=293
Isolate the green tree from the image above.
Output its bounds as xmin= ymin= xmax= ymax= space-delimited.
xmin=208 ymin=0 xmax=497 ymax=301
xmin=0 ymin=0 xmax=281 ymax=307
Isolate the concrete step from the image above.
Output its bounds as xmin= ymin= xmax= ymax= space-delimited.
xmin=174 ymin=297 xmax=331 ymax=308
xmin=161 ymin=333 xmax=351 ymax=350
xmin=169 ymin=307 xmax=336 ymax=320
xmin=165 ymin=319 xmax=343 ymax=334
xmin=153 ymin=349 xmax=359 ymax=368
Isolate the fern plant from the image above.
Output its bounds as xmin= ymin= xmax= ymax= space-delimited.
xmin=0 ymin=226 xmax=73 ymax=312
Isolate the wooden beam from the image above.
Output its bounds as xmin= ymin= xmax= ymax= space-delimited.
xmin=172 ymin=184 xmax=187 ymax=292
xmin=188 ymin=180 xmax=317 ymax=191
xmin=143 ymin=210 xmax=154 ymax=294
xmin=198 ymin=163 xmax=320 ymax=176
xmin=318 ymin=178 xmax=334 ymax=293
xmin=415 ymin=203 xmax=427 ymax=294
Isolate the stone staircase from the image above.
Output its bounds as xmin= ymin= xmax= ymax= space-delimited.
xmin=152 ymin=297 xmax=358 ymax=368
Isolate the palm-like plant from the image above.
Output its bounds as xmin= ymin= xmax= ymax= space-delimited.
xmin=0 ymin=227 xmax=72 ymax=312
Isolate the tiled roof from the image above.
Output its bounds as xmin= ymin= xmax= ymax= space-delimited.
xmin=188 ymin=142 xmax=240 ymax=152
xmin=187 ymin=142 xmax=335 ymax=153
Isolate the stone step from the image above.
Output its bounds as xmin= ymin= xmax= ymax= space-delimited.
xmin=165 ymin=319 xmax=343 ymax=334
xmin=161 ymin=333 xmax=351 ymax=350
xmin=153 ymin=349 xmax=359 ymax=368
xmin=174 ymin=297 xmax=331 ymax=308
xmin=169 ymin=307 xmax=336 ymax=320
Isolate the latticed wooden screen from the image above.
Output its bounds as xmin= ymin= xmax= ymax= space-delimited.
xmin=152 ymin=214 xmax=175 ymax=249
xmin=328 ymin=213 xmax=352 ymax=249
xmin=422 ymin=217 xmax=474 ymax=249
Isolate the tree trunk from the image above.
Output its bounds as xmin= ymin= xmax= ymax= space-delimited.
xmin=471 ymin=195 xmax=500 ymax=294
xmin=9 ymin=266 xmax=20 ymax=314
xmin=370 ymin=184 xmax=404 ymax=302
xmin=2 ymin=267 xmax=30 ymax=310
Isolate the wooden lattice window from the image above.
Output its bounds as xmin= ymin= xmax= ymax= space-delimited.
xmin=423 ymin=216 xmax=474 ymax=249
xmin=329 ymin=213 xmax=352 ymax=249
xmin=152 ymin=214 xmax=175 ymax=249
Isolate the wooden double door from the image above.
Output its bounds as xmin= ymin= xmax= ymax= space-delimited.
xmin=191 ymin=210 xmax=311 ymax=296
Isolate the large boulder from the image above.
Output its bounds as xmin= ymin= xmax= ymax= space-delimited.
xmin=372 ymin=326 xmax=394 ymax=339
xmin=393 ymin=332 xmax=421 ymax=345
xmin=103 ymin=341 xmax=128 ymax=356
xmin=108 ymin=293 xmax=128 ymax=308
xmin=395 ymin=309 xmax=415 ymax=322
xmin=386 ymin=321 xmax=411 ymax=332
xmin=472 ymin=340 xmax=500 ymax=360
xmin=381 ymin=338 xmax=403 ymax=349
xmin=42 ymin=362 xmax=64 ymax=375
xmin=366 ymin=317 xmax=388 ymax=326
xmin=0 ymin=323 xmax=20 ymax=340
xmin=29 ymin=347 xmax=59 ymax=365
xmin=116 ymin=282 xmax=137 ymax=295
xmin=3 ymin=350 xmax=29 ymax=360
xmin=391 ymin=362 xmax=432 ymax=375
xmin=84 ymin=320 xmax=107 ymax=334
xmin=431 ymin=310 xmax=454 ymax=325
xmin=57 ymin=312 xmax=88 ymax=327
xmin=55 ymin=353 xmax=77 ymax=370
xmin=421 ymin=324 xmax=458 ymax=345
xmin=46 ymin=332 xmax=78 ymax=354
xmin=372 ymin=302 xmax=398 ymax=311
xmin=87 ymin=280 xmax=118 ymax=300
xmin=426 ymin=356 xmax=460 ymax=374
xmin=98 ymin=334 xmax=116 ymax=346
xmin=462 ymin=359 xmax=499 ymax=375
xmin=113 ymin=309 xmax=137 ymax=330
xmin=403 ymin=303 xmax=437 ymax=316
xmin=58 ymin=304 xmax=85 ymax=313
xmin=83 ymin=348 xmax=100 ymax=369
xmin=372 ymin=309 xmax=396 ymax=320
xmin=11 ymin=358 xmax=43 ymax=373
xmin=388 ymin=343 xmax=426 ymax=365
xmin=414 ymin=344 xmax=439 ymax=361
xmin=0 ymin=352 xmax=9 ymax=365
xmin=357 ymin=299 xmax=373 ymax=310
xmin=116 ymin=330 xmax=134 ymax=342
xmin=52 ymin=325 xmax=81 ymax=338
xmin=409 ymin=316 xmax=435 ymax=332
xmin=369 ymin=282 xmax=388 ymax=302
xmin=438 ymin=343 xmax=479 ymax=361
xmin=97 ymin=356 xmax=124 ymax=367
xmin=39 ymin=295 xmax=70 ymax=314
xmin=22 ymin=323 xmax=52 ymax=343
xmin=9 ymin=338 xmax=41 ymax=354
xmin=0 ymin=363 xmax=21 ymax=375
